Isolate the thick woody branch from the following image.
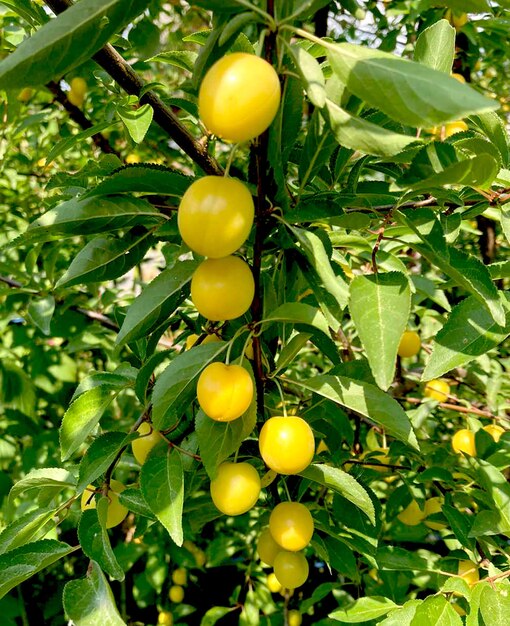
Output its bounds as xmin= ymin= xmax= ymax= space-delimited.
xmin=44 ymin=0 xmax=222 ymax=176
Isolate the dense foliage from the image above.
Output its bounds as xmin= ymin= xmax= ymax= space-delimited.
xmin=1 ymin=1 xmax=510 ymax=625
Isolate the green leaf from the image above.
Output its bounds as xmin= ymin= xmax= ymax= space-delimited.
xmin=325 ymin=100 xmax=419 ymax=157
xmin=77 ymin=432 xmax=135 ymax=492
xmin=118 ymin=104 xmax=154 ymax=144
xmin=196 ymin=385 xmax=257 ymax=480
xmin=26 ymin=295 xmax=55 ymax=335
xmin=301 ymin=464 xmax=375 ymax=523
xmin=148 ymin=49 xmax=197 ymax=71
xmin=78 ymin=508 xmax=124 ymax=581
xmin=16 ymin=196 xmax=163 ymax=247
xmin=298 ymin=108 xmax=339 ymax=190
xmin=140 ymin=446 xmax=184 ymax=546
xmin=263 ymin=303 xmax=330 ymax=337
xmin=118 ymin=488 xmax=155 ymax=519
xmin=86 ymin=165 xmax=192 ymax=198
xmin=0 ymin=0 xmax=150 ymax=89
xmin=274 ymin=332 xmax=313 ymax=375
xmin=116 ymin=260 xmax=198 ymax=347
xmin=467 ymin=458 xmax=510 ymax=535
xmin=151 ymin=341 xmax=227 ymax=431
xmin=46 ymin=121 xmax=117 ymax=165
xmin=409 ymin=595 xmax=463 ymax=626
xmin=291 ymin=226 xmax=349 ymax=310
xmin=200 ymin=606 xmax=237 ymax=626
xmin=327 ymin=42 xmax=497 ymax=128
xmin=60 ymin=387 xmax=116 ymax=461
xmin=330 ymin=596 xmax=399 ymax=623
xmin=376 ymin=546 xmax=437 ymax=571
xmin=423 ymin=294 xmax=510 ymax=380
xmin=9 ymin=468 xmax=76 ymax=505
xmin=470 ymin=111 xmax=510 ymax=167
xmin=285 ymin=42 xmax=326 ymax=108
xmin=287 ymin=374 xmax=419 ymax=449
xmin=349 ymin=272 xmax=410 ymax=390
xmin=63 ymin=561 xmax=126 ymax=626
xmin=56 ymin=232 xmax=153 ymax=288
xmin=0 ymin=540 xmax=75 ymax=600
xmin=378 ymin=600 xmax=421 ymax=626
xmin=0 ymin=506 xmax=58 ymax=555
xmin=480 ymin=583 xmax=510 ymax=626
xmin=414 ymin=19 xmax=455 ymax=73
xmin=396 ymin=208 xmax=504 ymax=325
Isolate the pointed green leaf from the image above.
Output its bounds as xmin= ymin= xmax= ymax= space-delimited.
xmin=467 ymin=458 xmax=510 ymax=535
xmin=60 ymin=387 xmax=116 ymax=461
xmin=409 ymin=595 xmax=463 ymax=626
xmin=63 ymin=561 xmax=126 ymax=626
xmin=118 ymin=104 xmax=154 ymax=144
xmin=9 ymin=468 xmax=76 ymax=505
xmin=423 ymin=294 xmax=510 ymax=380
xmin=116 ymin=260 xmax=198 ymax=347
xmin=414 ymin=19 xmax=455 ymax=73
xmin=330 ymin=596 xmax=399 ymax=623
xmin=26 ymin=295 xmax=55 ymax=335
xmin=288 ymin=374 xmax=419 ymax=449
xmin=0 ymin=507 xmax=58 ymax=555
xmin=285 ymin=42 xmax=326 ymax=108
xmin=152 ymin=341 xmax=227 ymax=431
xmin=140 ymin=446 xmax=184 ymax=545
xmin=328 ymin=42 xmax=497 ymax=128
xmin=78 ymin=508 xmax=124 ymax=581
xmin=349 ymin=272 xmax=410 ymax=390
xmin=86 ymin=165 xmax=192 ymax=198
xmin=77 ymin=432 xmax=136 ymax=493
xmin=480 ymin=583 xmax=510 ymax=626
xmin=0 ymin=0 xmax=150 ymax=89
xmin=0 ymin=540 xmax=75 ymax=600
xmin=301 ymin=464 xmax=375 ymax=523
xmin=263 ymin=303 xmax=330 ymax=337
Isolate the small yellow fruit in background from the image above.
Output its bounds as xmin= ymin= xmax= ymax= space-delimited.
xmin=267 ymin=572 xmax=282 ymax=593
xmin=191 ymin=256 xmax=255 ymax=321
xmin=269 ymin=502 xmax=314 ymax=552
xmin=423 ymin=497 xmax=447 ymax=530
xmin=451 ymin=602 xmax=467 ymax=616
xmin=397 ymin=330 xmax=421 ymax=358
xmin=67 ymin=90 xmax=84 ymax=107
xmin=273 ymin=551 xmax=309 ymax=590
xmin=458 ymin=560 xmax=479 ymax=586
xmin=126 ymin=153 xmax=141 ymax=164
xmin=424 ymin=379 xmax=450 ymax=402
xmin=451 ymin=73 xmax=466 ymax=83
xmin=257 ymin=527 xmax=282 ymax=566
xmin=483 ymin=424 xmax=505 ymax=442
xmin=397 ymin=500 xmax=425 ymax=526
xmin=452 ymin=429 xmax=476 ymax=456
xmin=18 ymin=87 xmax=33 ymax=102
xmin=172 ymin=567 xmax=187 ymax=586
xmin=185 ymin=333 xmax=220 ymax=350
xmin=288 ymin=609 xmax=302 ymax=626
xmin=452 ymin=12 xmax=468 ymax=30
xmin=80 ymin=479 xmax=128 ymax=528
xmin=197 ymin=362 xmax=253 ymax=422
xmin=158 ymin=611 xmax=174 ymax=626
xmin=199 ymin=52 xmax=281 ymax=143
xmin=259 ymin=416 xmax=315 ymax=475
xmin=131 ymin=422 xmax=161 ymax=465
xmin=316 ymin=440 xmax=329 ymax=454
xmin=70 ymin=77 xmax=87 ymax=97
xmin=169 ymin=585 xmax=184 ymax=603
xmin=210 ymin=462 xmax=260 ymax=516
xmin=444 ymin=121 xmax=468 ymax=137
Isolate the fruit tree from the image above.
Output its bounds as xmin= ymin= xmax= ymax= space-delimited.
xmin=1 ymin=1 xmax=510 ymax=625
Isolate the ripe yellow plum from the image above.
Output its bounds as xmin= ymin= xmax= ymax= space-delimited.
xmin=210 ymin=462 xmax=260 ymax=516
xmin=80 ymin=479 xmax=128 ymax=528
xmin=259 ymin=416 xmax=315 ymax=475
xmin=197 ymin=362 xmax=253 ymax=422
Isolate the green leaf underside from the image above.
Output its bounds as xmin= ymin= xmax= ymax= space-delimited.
xmin=414 ymin=19 xmax=455 ymax=74
xmin=0 ymin=0 xmax=151 ymax=89
xmin=349 ymin=272 xmax=410 ymax=390
xmin=288 ymin=374 xmax=419 ymax=449
xmin=63 ymin=561 xmax=126 ymax=626
xmin=140 ymin=447 xmax=184 ymax=545
xmin=330 ymin=596 xmax=399 ymax=622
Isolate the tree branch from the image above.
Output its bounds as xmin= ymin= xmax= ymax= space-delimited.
xmin=44 ymin=0 xmax=222 ymax=176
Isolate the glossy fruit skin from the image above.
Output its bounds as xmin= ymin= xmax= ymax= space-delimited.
xmin=197 ymin=362 xmax=253 ymax=422
xmin=178 ymin=176 xmax=254 ymax=258
xmin=269 ymin=502 xmax=314 ymax=551
xmin=169 ymin=585 xmax=184 ymax=603
xmin=191 ymin=256 xmax=255 ymax=321
xmin=452 ymin=429 xmax=476 ymax=456
xmin=458 ymin=560 xmax=479 ymax=586
xmin=81 ymin=479 xmax=128 ymax=528
xmin=158 ymin=611 xmax=174 ymax=626
xmin=132 ymin=422 xmax=161 ymax=465
xmin=288 ymin=610 xmax=302 ymax=626
xmin=259 ymin=416 xmax=315 ymax=475
xmin=424 ymin=379 xmax=450 ymax=402
xmin=397 ymin=330 xmax=421 ymax=358
xmin=210 ymin=462 xmax=260 ymax=516
xmin=423 ymin=497 xmax=446 ymax=530
xmin=273 ymin=551 xmax=309 ymax=589
xmin=483 ymin=424 xmax=505 ymax=442
xmin=185 ymin=333 xmax=221 ymax=350
xmin=257 ymin=527 xmax=282 ymax=566
xmin=267 ymin=572 xmax=282 ymax=593
xmin=172 ymin=568 xmax=187 ymax=586
xmin=397 ymin=500 xmax=425 ymax=526
xmin=199 ymin=53 xmax=281 ymax=143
